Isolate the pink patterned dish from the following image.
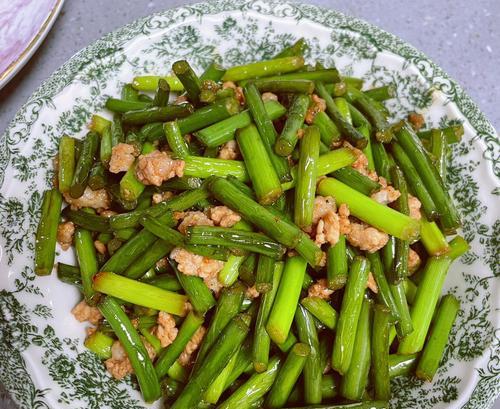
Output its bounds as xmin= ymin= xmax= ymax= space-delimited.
xmin=0 ymin=0 xmax=64 ymax=89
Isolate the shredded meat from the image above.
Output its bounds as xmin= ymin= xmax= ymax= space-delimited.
xmin=170 ymin=247 xmax=224 ymax=294
xmin=208 ymin=206 xmax=241 ymax=227
xmin=135 ymin=150 xmax=185 ymax=186
xmin=297 ymin=128 xmax=305 ymax=139
xmin=71 ymin=300 xmax=102 ymax=325
xmin=261 ymin=92 xmax=278 ymax=102
xmin=57 ymin=221 xmax=74 ymax=251
xmin=218 ymin=140 xmax=241 ymax=160
xmin=308 ymin=279 xmax=334 ymax=299
xmin=408 ymin=195 xmax=422 ymax=220
xmin=338 ymin=203 xmax=351 ymax=235
xmin=109 ymin=143 xmax=137 ymax=173
xmin=367 ymin=272 xmax=378 ymax=293
xmin=63 ymin=187 xmax=111 ymax=210
xmin=371 ymin=185 xmax=401 ymax=205
xmin=86 ymin=326 xmax=97 ymax=337
xmin=152 ymin=191 xmax=174 ymax=205
xmin=347 ymin=222 xmax=389 ymax=253
xmin=94 ymin=240 xmax=106 ymax=255
xmin=408 ymin=248 xmax=421 ymax=274
xmin=105 ymin=339 xmax=156 ymax=380
xmin=345 ymin=142 xmax=379 ymax=181
xmin=223 ymin=81 xmax=245 ymax=105
xmin=155 ymin=311 xmax=178 ymax=348
xmin=408 ymin=112 xmax=425 ymax=131
xmin=305 ymin=94 xmax=326 ymax=124
xmin=178 ymin=326 xmax=206 ymax=367
xmin=176 ymin=211 xmax=214 ymax=234
xmin=245 ymin=286 xmax=260 ymax=299
xmin=312 ymin=196 xmax=348 ymax=246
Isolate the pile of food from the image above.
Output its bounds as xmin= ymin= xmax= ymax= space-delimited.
xmin=35 ymin=37 xmax=468 ymax=408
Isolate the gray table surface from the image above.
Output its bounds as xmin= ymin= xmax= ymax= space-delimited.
xmin=0 ymin=0 xmax=498 ymax=408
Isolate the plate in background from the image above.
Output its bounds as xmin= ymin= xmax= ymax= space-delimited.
xmin=0 ymin=0 xmax=65 ymax=89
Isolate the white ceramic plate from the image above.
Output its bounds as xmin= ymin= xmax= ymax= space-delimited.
xmin=0 ymin=1 xmax=498 ymax=408
xmin=0 ymin=0 xmax=65 ymax=90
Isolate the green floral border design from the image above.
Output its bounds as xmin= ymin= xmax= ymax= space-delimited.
xmin=0 ymin=1 xmax=498 ymax=408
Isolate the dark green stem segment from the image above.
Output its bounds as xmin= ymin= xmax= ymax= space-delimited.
xmin=416 ymin=294 xmax=460 ymax=381
xmin=244 ymin=82 xmax=291 ymax=182
xmin=295 ymin=305 xmax=322 ymax=404
xmin=105 ymin=98 xmax=151 ymax=113
xmin=93 ymin=272 xmax=188 ymax=316
xmin=266 ymin=256 xmax=307 ymax=344
xmin=346 ymin=86 xmax=393 ymax=143
xmin=99 ymin=297 xmax=161 ymax=402
xmin=340 ymin=298 xmax=372 ymax=401
xmin=371 ymin=140 xmax=392 ymax=182
xmin=186 ymin=226 xmax=286 ymax=259
xmin=124 ymin=239 xmax=173 ymax=279
xmin=101 ymin=229 xmax=158 ymax=274
xmin=389 ymin=353 xmax=418 ymax=378
xmin=313 ymin=111 xmax=341 ymax=147
xmin=177 ymin=97 xmax=240 ymax=135
xmin=237 ymin=124 xmax=282 ymax=205
xmin=196 ymin=283 xmax=245 ymax=366
xmin=207 ymin=177 xmax=324 ymax=267
xmin=69 ymin=131 xmax=99 ymax=198
xmin=418 ymin=124 xmax=463 ymax=144
xmin=372 ymin=304 xmax=391 ymax=400
xmin=391 ymin=141 xmax=438 ymax=220
xmin=171 ymin=262 xmax=216 ymax=315
xmin=58 ymin=135 xmax=76 ymax=193
xmin=35 ymin=189 xmax=63 ymax=276
xmin=364 ymin=84 xmax=396 ymax=101
xmin=152 ymin=78 xmax=170 ymax=107
xmin=256 ymin=79 xmax=314 ymax=94
xmin=366 ymin=252 xmax=401 ymax=323
xmin=164 ymin=121 xmax=189 ymax=158
xmin=274 ymin=38 xmax=308 ymax=58
xmin=389 ymin=165 xmax=410 ymax=284
xmin=194 ymin=100 xmax=286 ymax=148
xmin=218 ymin=356 xmax=281 ymax=409
xmin=253 ymin=262 xmax=284 ymax=372
xmin=170 ymin=315 xmax=250 ymax=409
xmin=318 ymin=178 xmax=421 ymax=241
xmin=275 ymin=94 xmax=310 ymax=156
xmin=266 ymin=343 xmax=310 ymax=408
xmin=332 ymin=256 xmax=370 ymax=375
xmin=121 ymin=104 xmax=194 ymax=125
xmin=255 ymin=255 xmax=276 ymax=294
xmin=397 ymin=255 xmax=453 ymax=355
xmin=75 ymin=228 xmax=100 ymax=305
xmin=390 ymin=281 xmax=414 ymax=338
xmin=223 ymin=56 xmax=304 ymax=82
xmin=294 ymin=125 xmax=320 ymax=230
xmin=172 ymin=60 xmax=202 ymax=105
xmin=140 ymin=214 xmax=185 ymax=246
xmin=242 ymin=69 xmax=340 ymax=86
xmin=430 ymin=129 xmax=448 ymax=181
xmin=315 ymin=81 xmax=367 ymax=149
xmin=332 ymin=167 xmax=381 ymax=196
xmin=396 ymin=124 xmax=461 ymax=233
xmin=301 ymin=296 xmax=338 ymax=330
xmin=155 ymin=311 xmax=204 ymax=379
xmin=327 ymin=235 xmax=348 ymax=290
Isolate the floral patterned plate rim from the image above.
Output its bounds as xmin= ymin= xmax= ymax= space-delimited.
xmin=0 ymin=1 xmax=498 ymax=408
